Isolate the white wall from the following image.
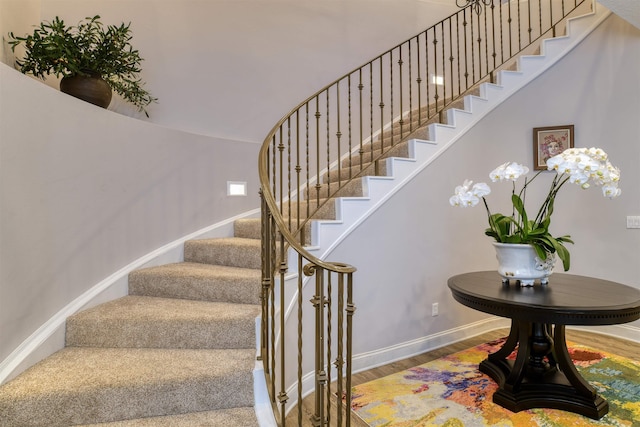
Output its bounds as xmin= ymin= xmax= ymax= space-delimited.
xmin=0 ymin=63 xmax=260 ymax=366
xmin=0 ymin=0 xmax=462 ymax=378
xmin=3 ymin=0 xmax=459 ymax=141
xmin=0 ymin=0 xmax=39 ymax=64
xmin=2 ymin=0 xmax=637 ymax=387
xmin=325 ymin=13 xmax=639 ymax=358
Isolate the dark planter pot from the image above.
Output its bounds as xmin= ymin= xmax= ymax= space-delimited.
xmin=60 ymin=74 xmax=112 ymax=109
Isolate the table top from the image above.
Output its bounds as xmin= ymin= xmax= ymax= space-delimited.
xmin=448 ymin=271 xmax=640 ymax=325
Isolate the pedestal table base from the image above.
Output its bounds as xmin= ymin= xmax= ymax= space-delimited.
xmin=479 ymin=321 xmax=609 ymax=420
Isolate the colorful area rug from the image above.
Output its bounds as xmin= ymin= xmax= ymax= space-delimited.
xmin=351 ymin=338 xmax=640 ymax=426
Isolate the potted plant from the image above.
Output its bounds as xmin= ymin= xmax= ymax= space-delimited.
xmin=8 ymin=15 xmax=157 ymax=116
xmin=449 ymin=147 xmax=621 ymax=285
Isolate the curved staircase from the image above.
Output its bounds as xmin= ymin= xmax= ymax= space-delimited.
xmin=258 ymin=1 xmax=612 ymax=423
xmin=304 ymin=6 xmax=610 ymax=262
xmin=0 ymin=222 xmax=264 ymax=426
xmin=0 ymin=2 xmax=612 ymax=426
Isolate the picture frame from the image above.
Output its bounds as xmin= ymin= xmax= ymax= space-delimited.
xmin=533 ymin=125 xmax=574 ymax=170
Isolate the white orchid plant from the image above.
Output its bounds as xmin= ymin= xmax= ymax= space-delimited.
xmin=450 ymin=147 xmax=621 ymax=271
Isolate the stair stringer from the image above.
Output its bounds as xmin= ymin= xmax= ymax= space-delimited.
xmin=274 ymin=3 xmax=612 ymax=412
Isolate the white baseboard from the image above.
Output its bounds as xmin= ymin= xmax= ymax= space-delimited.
xmin=351 ymin=321 xmax=640 ymax=377
xmin=569 ymin=323 xmax=640 ymax=343
xmin=351 ymin=317 xmax=511 ymax=374
xmin=254 ymin=361 xmax=278 ymax=427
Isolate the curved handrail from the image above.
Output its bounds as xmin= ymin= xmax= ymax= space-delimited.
xmin=258 ymin=1 xmax=592 ymax=424
xmin=259 ymin=0 xmax=590 ymax=268
xmin=258 ymin=139 xmax=355 ymax=274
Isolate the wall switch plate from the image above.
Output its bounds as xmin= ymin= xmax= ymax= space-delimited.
xmin=627 ymin=216 xmax=640 ymax=229
xmin=432 ymin=302 xmax=439 ymax=317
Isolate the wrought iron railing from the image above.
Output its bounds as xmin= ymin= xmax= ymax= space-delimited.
xmin=258 ymin=0 xmax=592 ymax=425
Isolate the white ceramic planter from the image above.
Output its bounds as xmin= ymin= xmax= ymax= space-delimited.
xmin=492 ymin=242 xmax=556 ymax=286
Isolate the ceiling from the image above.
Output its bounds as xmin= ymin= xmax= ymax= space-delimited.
xmin=593 ymin=1 xmax=639 ymax=29
xmin=418 ymin=1 xmax=640 ymax=29
xmin=597 ymin=0 xmax=640 ymax=28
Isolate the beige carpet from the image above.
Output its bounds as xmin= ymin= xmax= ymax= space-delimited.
xmin=0 ymin=219 xmax=264 ymax=426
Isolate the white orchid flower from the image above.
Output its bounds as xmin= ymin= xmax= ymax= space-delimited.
xmin=472 ymin=182 xmax=491 ymax=197
xmin=546 ymin=155 xmax=564 ymax=171
xmin=560 ymin=160 xmax=580 ymax=176
xmin=606 ymin=164 xmax=621 ymax=183
xmin=450 ymin=180 xmax=490 ymax=207
xmin=569 ymin=170 xmax=589 ymax=185
xmin=550 ymin=148 xmax=620 ymax=196
xmin=489 ymin=162 xmax=510 ymax=182
xmin=453 ymin=179 xmax=472 ymax=196
xmin=602 ymin=184 xmax=622 ymax=198
xmin=461 ymin=193 xmax=480 ymax=207
xmin=576 ymin=154 xmax=600 ymax=172
xmin=449 ymin=192 xmax=480 ymax=207
xmin=587 ymin=147 xmax=607 ymax=161
xmin=505 ymin=163 xmax=529 ymax=181
xmin=490 ymin=162 xmax=529 ymax=182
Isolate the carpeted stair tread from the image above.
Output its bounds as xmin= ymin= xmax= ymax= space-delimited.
xmin=129 ymin=262 xmax=260 ymax=304
xmin=65 ymin=296 xmax=259 ymax=349
xmin=280 ymin=197 xmax=336 ymax=220
xmin=363 ymin=87 xmax=481 ymax=153
xmin=0 ymin=347 xmax=255 ymax=427
xmin=311 ymin=177 xmax=365 ymax=199
xmin=184 ymin=237 xmax=261 ymax=269
xmin=234 ymin=218 xmax=315 ymax=245
xmin=234 ymin=218 xmax=262 ymax=240
xmin=343 ymin=141 xmax=410 ymax=167
xmin=325 ymin=159 xmax=389 ymax=182
xmin=77 ymin=407 xmax=259 ymax=426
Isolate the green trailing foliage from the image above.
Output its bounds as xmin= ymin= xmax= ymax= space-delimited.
xmin=8 ymin=15 xmax=157 ymax=116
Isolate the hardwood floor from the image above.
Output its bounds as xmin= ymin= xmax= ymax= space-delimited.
xmin=283 ymin=327 xmax=639 ymax=426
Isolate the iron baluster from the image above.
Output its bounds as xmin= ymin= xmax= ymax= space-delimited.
xmin=297 ymin=254 xmax=304 ymax=426
xmin=325 ymin=273 xmax=332 ymax=426
xmin=326 ymin=90 xmax=330 ymax=200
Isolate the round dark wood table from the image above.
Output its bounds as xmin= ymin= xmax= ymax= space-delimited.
xmin=448 ymin=271 xmax=640 ymax=419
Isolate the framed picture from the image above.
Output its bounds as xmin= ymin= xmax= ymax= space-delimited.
xmin=533 ymin=125 xmax=574 ymax=170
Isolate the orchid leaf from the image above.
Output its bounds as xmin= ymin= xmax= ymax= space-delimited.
xmin=511 ymin=194 xmax=528 ymax=233
xmin=557 ymin=235 xmax=574 ymax=244
xmin=552 ymin=240 xmax=571 ymax=271
xmin=532 ymin=243 xmax=547 ymax=260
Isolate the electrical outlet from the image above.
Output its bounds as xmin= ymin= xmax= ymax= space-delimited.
xmin=627 ymin=216 xmax=640 ymax=229
xmin=432 ymin=302 xmax=439 ymax=317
